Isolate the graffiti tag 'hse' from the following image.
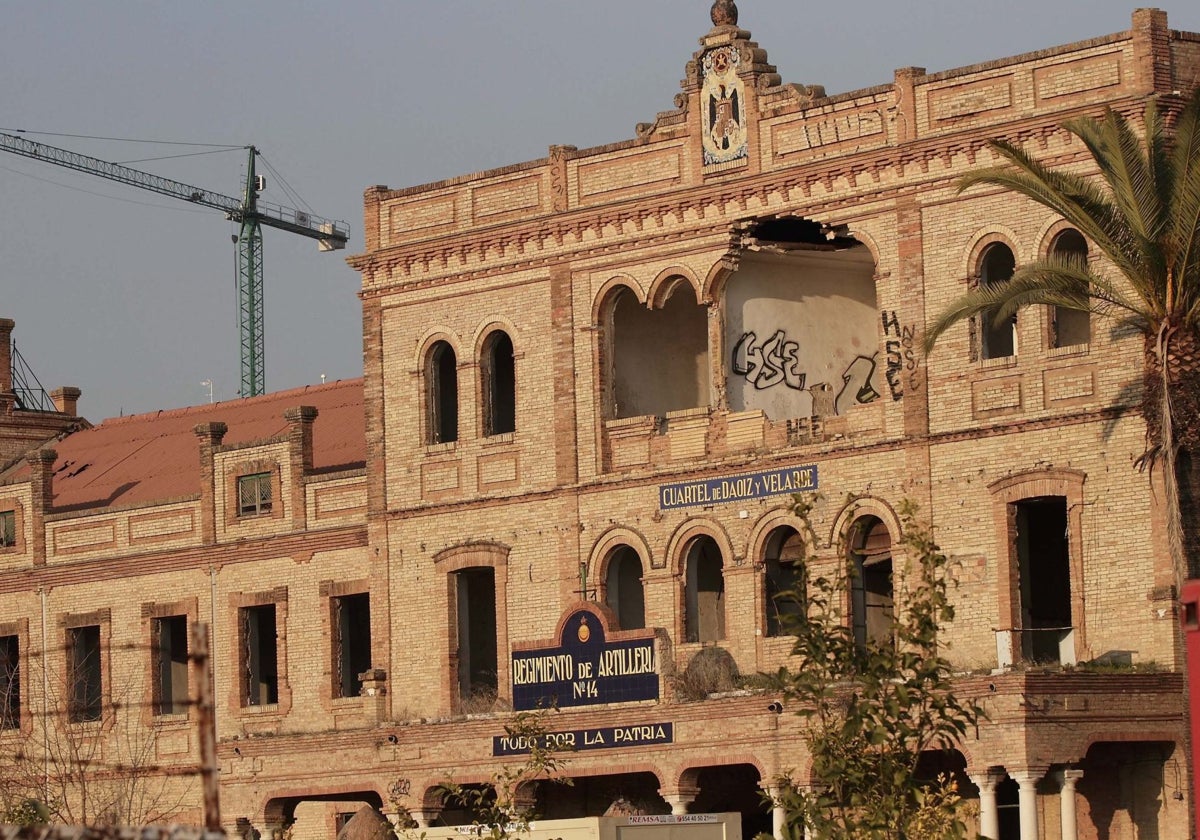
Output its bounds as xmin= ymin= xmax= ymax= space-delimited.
xmin=732 ymin=330 xmax=805 ymax=390
xmin=882 ymin=311 xmax=918 ymax=401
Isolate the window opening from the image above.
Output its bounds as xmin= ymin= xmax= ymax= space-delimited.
xmin=428 ymin=341 xmax=459 ymax=444
xmin=609 ymin=283 xmax=708 ymax=420
xmin=605 ymin=547 xmax=645 ymax=630
xmin=763 ymin=527 xmax=805 ymax=637
xmin=152 ymin=615 xmax=189 ymax=716
xmin=67 ymin=625 xmax=102 ymax=723
xmin=241 ymin=604 xmax=279 ymax=706
xmin=332 ymin=592 xmax=372 ymax=699
xmin=237 ymin=473 xmax=272 ymax=517
xmin=455 ymin=568 xmax=498 ymax=705
xmin=849 ymin=517 xmax=894 ymax=650
xmin=1 ymin=635 xmax=18 ymax=730
xmin=482 ymin=332 xmax=516 ymax=437
xmin=980 ymin=244 xmax=1016 ymax=359
xmin=0 ymin=510 xmax=15 ymax=547
xmin=685 ymin=537 xmax=726 ymax=643
xmin=1050 ymin=230 xmax=1090 ymax=348
xmin=1015 ymin=497 xmax=1072 ymax=664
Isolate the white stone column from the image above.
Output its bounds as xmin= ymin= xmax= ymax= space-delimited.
xmin=766 ymin=785 xmax=786 ymax=840
xmin=1056 ymin=768 xmax=1084 ymax=840
xmin=1009 ymin=769 xmax=1045 ymax=840
xmin=968 ymin=769 xmax=1006 ymax=840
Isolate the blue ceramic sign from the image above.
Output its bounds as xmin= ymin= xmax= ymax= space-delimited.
xmin=511 ymin=609 xmax=658 ymax=711
xmin=659 ymin=464 xmax=818 ymax=510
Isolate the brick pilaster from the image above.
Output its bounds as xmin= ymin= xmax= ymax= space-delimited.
xmin=284 ymin=405 xmax=318 ymax=532
xmin=1132 ymin=8 xmax=1172 ymax=96
xmin=26 ymin=447 xmax=56 ymax=565
xmin=893 ymin=67 xmax=926 ymax=144
xmin=194 ymin=422 xmax=228 ymax=545
xmin=549 ymin=265 xmax=579 ymax=486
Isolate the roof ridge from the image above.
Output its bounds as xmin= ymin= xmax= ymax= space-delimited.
xmin=95 ymin=377 xmax=365 ymax=428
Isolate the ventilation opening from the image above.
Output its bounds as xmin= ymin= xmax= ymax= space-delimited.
xmin=1015 ymin=497 xmax=1072 ymax=664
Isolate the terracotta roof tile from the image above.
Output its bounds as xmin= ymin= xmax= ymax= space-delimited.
xmin=0 ymin=379 xmax=364 ymax=512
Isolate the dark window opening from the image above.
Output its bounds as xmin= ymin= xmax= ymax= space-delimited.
xmin=980 ymin=243 xmax=1016 ymax=359
xmin=997 ymin=777 xmax=1020 ymax=840
xmin=605 ymin=547 xmax=645 ymax=631
xmin=332 ymin=592 xmax=372 ymax=699
xmin=455 ymin=568 xmax=498 ymax=706
xmin=0 ymin=510 xmax=15 ymax=547
xmin=1 ymin=635 xmax=18 ymax=729
xmin=1015 ymin=497 xmax=1073 ymax=664
xmin=428 ymin=341 xmax=459 ymax=444
xmin=241 ymin=604 xmax=279 ymax=706
xmin=685 ymin=537 xmax=725 ymax=643
xmin=849 ymin=517 xmax=895 ymax=650
xmin=482 ymin=332 xmax=516 ymax=437
xmin=237 ymin=472 xmax=272 ymax=517
xmin=67 ymin=625 xmax=102 ymax=723
xmin=152 ymin=615 xmax=189 ymax=716
xmin=1050 ymin=230 xmax=1091 ymax=348
xmin=764 ymin=527 xmax=806 ymax=637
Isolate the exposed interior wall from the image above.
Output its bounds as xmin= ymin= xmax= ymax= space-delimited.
xmin=610 ymin=282 xmax=709 ymax=419
xmin=725 ymin=247 xmax=878 ymax=420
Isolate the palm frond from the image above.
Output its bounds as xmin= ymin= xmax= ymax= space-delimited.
xmin=1169 ymin=89 xmax=1200 ymax=317
xmin=959 ymin=142 xmax=1145 ymax=282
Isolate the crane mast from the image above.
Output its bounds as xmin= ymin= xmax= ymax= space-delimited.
xmin=0 ymin=131 xmax=349 ymax=397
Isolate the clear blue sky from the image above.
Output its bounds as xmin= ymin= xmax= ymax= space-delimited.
xmin=2 ymin=1 xmax=1197 ymax=423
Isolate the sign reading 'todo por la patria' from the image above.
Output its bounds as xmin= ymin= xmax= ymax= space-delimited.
xmin=511 ymin=606 xmax=659 ymax=711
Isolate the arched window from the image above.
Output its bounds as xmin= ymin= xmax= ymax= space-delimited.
xmin=763 ymin=527 xmax=805 ymax=637
xmin=605 ymin=546 xmax=645 ymax=630
xmin=848 ymin=516 xmax=894 ymax=650
xmin=684 ymin=536 xmax=725 ymax=643
xmin=980 ymin=243 xmax=1016 ymax=360
xmin=481 ymin=331 xmax=516 ymax=436
xmin=427 ymin=341 xmax=458 ymax=444
xmin=1049 ymin=230 xmax=1090 ymax=348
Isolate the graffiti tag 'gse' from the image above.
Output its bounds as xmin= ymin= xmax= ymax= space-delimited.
xmin=732 ymin=330 xmax=807 ymax=391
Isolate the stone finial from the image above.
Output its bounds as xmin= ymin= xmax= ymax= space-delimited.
xmin=711 ymin=0 xmax=738 ymax=26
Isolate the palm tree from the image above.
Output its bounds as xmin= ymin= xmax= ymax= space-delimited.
xmin=923 ymin=89 xmax=1200 ymax=589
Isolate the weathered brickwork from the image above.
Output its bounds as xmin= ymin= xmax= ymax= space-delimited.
xmin=2 ymin=7 xmax=1198 ymax=840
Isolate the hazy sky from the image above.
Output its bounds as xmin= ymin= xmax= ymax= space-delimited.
xmin=2 ymin=1 xmax=1198 ymax=423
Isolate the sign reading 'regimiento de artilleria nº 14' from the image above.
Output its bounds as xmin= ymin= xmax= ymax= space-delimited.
xmin=511 ymin=607 xmax=659 ymax=711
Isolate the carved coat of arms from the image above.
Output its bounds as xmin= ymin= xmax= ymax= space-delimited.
xmin=701 ymin=46 xmax=748 ymax=166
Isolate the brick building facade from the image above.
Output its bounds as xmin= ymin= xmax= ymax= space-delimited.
xmin=3 ymin=5 xmax=1199 ymax=840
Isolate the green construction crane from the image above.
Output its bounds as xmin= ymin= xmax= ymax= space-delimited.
xmin=0 ymin=133 xmax=349 ymax=397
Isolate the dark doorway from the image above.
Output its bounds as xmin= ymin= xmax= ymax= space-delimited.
xmin=456 ymin=568 xmax=498 ymax=708
xmin=1014 ymin=497 xmax=1072 ymax=663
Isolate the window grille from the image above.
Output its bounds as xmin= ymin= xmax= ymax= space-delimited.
xmin=0 ymin=511 xmax=15 ymax=547
xmin=238 ymin=473 xmax=272 ymax=516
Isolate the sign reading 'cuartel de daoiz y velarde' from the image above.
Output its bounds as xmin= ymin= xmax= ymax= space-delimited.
xmin=659 ymin=464 xmax=819 ymax=510
xmin=511 ymin=606 xmax=658 ymax=711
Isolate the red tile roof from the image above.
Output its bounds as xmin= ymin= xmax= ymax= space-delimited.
xmin=0 ymin=379 xmax=365 ymax=512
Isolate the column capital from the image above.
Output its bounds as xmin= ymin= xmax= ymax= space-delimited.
xmin=968 ymin=768 xmax=1008 ymax=793
xmin=1056 ymin=767 xmax=1085 ymax=787
xmin=1009 ymin=767 xmax=1049 ymax=785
